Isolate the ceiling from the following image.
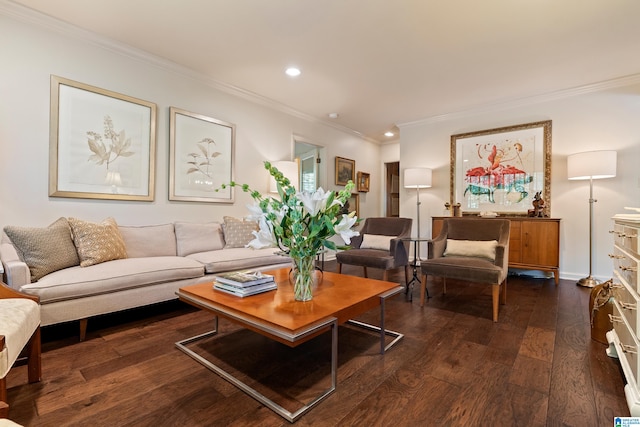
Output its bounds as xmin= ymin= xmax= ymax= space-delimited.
xmin=9 ymin=0 xmax=640 ymax=143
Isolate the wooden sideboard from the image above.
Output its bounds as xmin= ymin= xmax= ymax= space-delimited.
xmin=431 ymin=216 xmax=561 ymax=284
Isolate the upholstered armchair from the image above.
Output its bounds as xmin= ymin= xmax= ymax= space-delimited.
xmin=0 ymin=282 xmax=41 ymax=418
xmin=336 ymin=217 xmax=412 ymax=283
xmin=420 ymin=218 xmax=510 ymax=322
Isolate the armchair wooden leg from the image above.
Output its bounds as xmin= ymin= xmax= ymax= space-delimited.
xmin=404 ymin=265 xmax=410 ymax=285
xmin=337 ymin=263 xmax=342 ymax=274
xmin=382 ymin=270 xmax=389 ymax=281
xmin=492 ymin=284 xmax=500 ymax=322
xmin=501 ymin=279 xmax=507 ymax=305
xmin=420 ymin=274 xmax=427 ymax=307
xmin=0 ymin=377 xmax=7 ymax=415
xmin=363 ymin=267 xmax=368 ymax=278
xmin=27 ymin=327 xmax=42 ymax=383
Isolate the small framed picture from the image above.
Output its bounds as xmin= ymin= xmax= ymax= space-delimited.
xmin=335 ymin=156 xmax=355 ymax=186
xmin=356 ymin=171 xmax=370 ymax=192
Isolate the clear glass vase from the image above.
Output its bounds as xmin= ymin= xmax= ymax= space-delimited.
xmin=291 ymin=255 xmax=318 ymax=301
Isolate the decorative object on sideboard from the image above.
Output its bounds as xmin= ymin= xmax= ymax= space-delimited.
xmin=356 ymin=171 xmax=370 ymax=192
xmin=450 ymin=120 xmax=552 ymax=216
xmin=404 ymin=168 xmax=432 ymax=261
xmin=567 ymin=150 xmax=617 ymax=288
xmin=443 ymin=202 xmax=462 ymax=217
xmin=527 ymin=191 xmax=547 ymax=217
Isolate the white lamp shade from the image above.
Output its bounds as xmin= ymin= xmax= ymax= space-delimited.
xmin=404 ymin=168 xmax=432 ymax=188
xmin=567 ymin=150 xmax=617 ymax=180
xmin=269 ymin=160 xmax=299 ymax=192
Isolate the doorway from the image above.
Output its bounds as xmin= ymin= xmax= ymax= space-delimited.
xmin=385 ymin=162 xmax=400 ymax=217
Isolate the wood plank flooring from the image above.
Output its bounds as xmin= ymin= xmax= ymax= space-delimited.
xmin=5 ymin=262 xmax=630 ymax=426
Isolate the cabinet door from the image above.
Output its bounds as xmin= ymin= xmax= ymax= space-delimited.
xmin=521 ymin=220 xmax=559 ymax=268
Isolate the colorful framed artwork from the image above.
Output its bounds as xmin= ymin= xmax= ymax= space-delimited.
xmin=356 ymin=171 xmax=370 ymax=192
xmin=335 ymin=156 xmax=355 ymax=186
xmin=169 ymin=107 xmax=235 ymax=203
xmin=450 ymin=120 xmax=552 ymax=216
xmin=49 ymin=75 xmax=157 ymax=201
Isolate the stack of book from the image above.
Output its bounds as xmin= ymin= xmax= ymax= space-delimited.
xmin=213 ymin=270 xmax=277 ymax=297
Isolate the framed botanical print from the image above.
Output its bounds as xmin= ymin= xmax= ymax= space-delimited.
xmin=169 ymin=107 xmax=235 ymax=203
xmin=450 ymin=120 xmax=552 ymax=216
xmin=49 ymin=75 xmax=157 ymax=201
xmin=335 ymin=156 xmax=355 ymax=186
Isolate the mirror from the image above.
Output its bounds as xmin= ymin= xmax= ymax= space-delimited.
xmin=294 ymin=136 xmax=326 ymax=191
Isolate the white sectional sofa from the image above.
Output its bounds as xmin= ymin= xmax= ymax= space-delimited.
xmin=0 ymin=217 xmax=291 ymax=339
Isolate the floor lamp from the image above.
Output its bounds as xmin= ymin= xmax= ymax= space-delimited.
xmin=403 ymin=167 xmax=432 ymax=259
xmin=567 ymin=150 xmax=617 ymax=288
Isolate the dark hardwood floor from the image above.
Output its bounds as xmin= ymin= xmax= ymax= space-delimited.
xmin=5 ymin=261 xmax=629 ymax=426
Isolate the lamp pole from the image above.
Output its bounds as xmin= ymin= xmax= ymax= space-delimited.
xmin=577 ymin=176 xmax=598 ymax=287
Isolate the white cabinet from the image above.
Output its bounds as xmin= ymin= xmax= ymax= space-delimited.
xmin=607 ymin=216 xmax=640 ymax=416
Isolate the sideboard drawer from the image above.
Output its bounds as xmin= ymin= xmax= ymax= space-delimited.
xmin=612 ymin=280 xmax=639 ymax=333
xmin=613 ymin=223 xmax=640 ymax=257
xmin=613 ymin=246 xmax=640 ymax=292
xmin=612 ymin=302 xmax=640 ymax=382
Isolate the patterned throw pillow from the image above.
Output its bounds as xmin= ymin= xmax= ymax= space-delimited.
xmin=68 ymin=217 xmax=128 ymax=267
xmin=222 ymin=216 xmax=259 ymax=248
xmin=4 ymin=217 xmax=80 ymax=281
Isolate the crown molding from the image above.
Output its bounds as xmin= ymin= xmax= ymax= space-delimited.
xmin=397 ymin=73 xmax=640 ymax=129
xmin=0 ymin=0 xmax=378 ymax=144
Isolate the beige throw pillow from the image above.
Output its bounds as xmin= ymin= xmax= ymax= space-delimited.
xmin=68 ymin=217 xmax=127 ymax=267
xmin=174 ymin=222 xmax=225 ymax=256
xmin=443 ymin=239 xmax=498 ymax=261
xmin=360 ymin=234 xmax=393 ymax=251
xmin=4 ymin=217 xmax=80 ymax=281
xmin=222 ymin=216 xmax=258 ymax=248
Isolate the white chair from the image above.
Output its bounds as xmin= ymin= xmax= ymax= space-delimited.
xmin=0 ymin=282 xmax=41 ymax=419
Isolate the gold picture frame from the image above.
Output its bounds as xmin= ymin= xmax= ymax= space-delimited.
xmin=450 ymin=120 xmax=552 ymax=216
xmin=335 ymin=156 xmax=355 ymax=186
xmin=49 ymin=75 xmax=157 ymax=201
xmin=356 ymin=171 xmax=370 ymax=192
xmin=169 ymin=107 xmax=235 ymax=203
xmin=347 ymin=193 xmax=360 ymax=218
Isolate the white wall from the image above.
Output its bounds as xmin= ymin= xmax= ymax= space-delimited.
xmin=399 ymin=82 xmax=640 ymax=281
xmin=0 ymin=11 xmax=380 ymax=230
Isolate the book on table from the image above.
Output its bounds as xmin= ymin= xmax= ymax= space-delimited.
xmin=214 ymin=270 xmax=275 ymax=287
xmin=213 ymin=280 xmax=277 ymax=297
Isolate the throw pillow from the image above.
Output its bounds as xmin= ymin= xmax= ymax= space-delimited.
xmin=68 ymin=217 xmax=127 ymax=267
xmin=4 ymin=217 xmax=80 ymax=281
xmin=359 ymin=234 xmax=393 ymax=251
xmin=443 ymin=239 xmax=498 ymax=261
xmin=222 ymin=216 xmax=258 ymax=248
xmin=174 ymin=222 xmax=225 ymax=256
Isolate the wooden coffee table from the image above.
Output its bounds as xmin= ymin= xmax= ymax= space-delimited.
xmin=175 ymin=268 xmax=403 ymax=422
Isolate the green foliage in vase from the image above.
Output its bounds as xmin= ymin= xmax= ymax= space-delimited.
xmin=219 ymin=161 xmax=359 ymax=260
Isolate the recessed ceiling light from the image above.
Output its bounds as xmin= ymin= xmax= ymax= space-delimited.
xmin=285 ymin=67 xmax=301 ymax=77
xmin=328 ymin=113 xmax=339 ymax=119
xmin=385 ymin=131 xmax=394 ymax=137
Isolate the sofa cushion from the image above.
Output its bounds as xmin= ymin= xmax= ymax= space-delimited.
xmin=119 ymin=223 xmax=177 ymax=258
xmin=68 ymin=217 xmax=128 ymax=267
xmin=4 ymin=217 xmax=80 ymax=281
xmin=222 ymin=216 xmax=258 ymax=248
xmin=443 ymin=239 xmax=498 ymax=261
xmin=174 ymin=222 xmax=225 ymax=256
xmin=186 ymin=247 xmax=290 ymax=274
xmin=20 ymin=256 xmax=205 ymax=304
